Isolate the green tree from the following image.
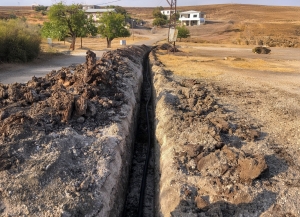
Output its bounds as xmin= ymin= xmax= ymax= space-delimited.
xmin=45 ymin=3 xmax=86 ymax=50
xmin=78 ymin=17 xmax=98 ymax=48
xmin=152 ymin=6 xmax=168 ymax=27
xmin=98 ymin=12 xmax=130 ymax=48
xmin=41 ymin=21 xmax=68 ymax=41
xmin=153 ymin=18 xmax=167 ymax=27
xmin=106 ymin=5 xmax=127 ymax=16
xmin=152 ymin=6 xmax=165 ymax=19
xmin=176 ymin=25 xmax=190 ymax=41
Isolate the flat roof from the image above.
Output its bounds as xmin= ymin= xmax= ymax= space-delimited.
xmin=84 ymin=9 xmax=115 ymax=13
xmin=180 ymin=10 xmax=205 ymax=14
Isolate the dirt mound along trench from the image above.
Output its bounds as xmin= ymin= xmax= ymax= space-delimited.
xmin=0 ymin=45 xmax=150 ymax=216
xmin=252 ymin=47 xmax=271 ymax=54
xmin=149 ymin=51 xmax=274 ymax=217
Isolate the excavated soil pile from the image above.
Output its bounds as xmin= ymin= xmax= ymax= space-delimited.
xmin=158 ymin=43 xmax=180 ymax=52
xmin=150 ymin=51 xmax=280 ymax=217
xmin=252 ymin=47 xmax=271 ymax=54
xmin=0 ymin=45 xmax=150 ymax=216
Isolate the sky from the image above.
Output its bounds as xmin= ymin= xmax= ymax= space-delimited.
xmin=1 ymin=0 xmax=300 ymax=7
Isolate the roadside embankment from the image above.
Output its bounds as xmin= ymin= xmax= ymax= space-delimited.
xmin=149 ymin=50 xmax=277 ymax=217
xmin=0 ymin=45 xmax=150 ymax=216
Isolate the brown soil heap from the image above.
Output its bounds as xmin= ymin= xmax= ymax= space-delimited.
xmin=0 ymin=45 xmax=150 ymax=216
xmin=252 ymin=47 xmax=271 ymax=54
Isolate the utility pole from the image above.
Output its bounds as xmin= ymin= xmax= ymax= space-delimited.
xmin=166 ymin=0 xmax=177 ymax=52
xmin=131 ymin=19 xmax=135 ymax=41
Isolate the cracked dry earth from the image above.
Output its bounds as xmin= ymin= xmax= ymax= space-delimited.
xmin=150 ymin=49 xmax=300 ymax=216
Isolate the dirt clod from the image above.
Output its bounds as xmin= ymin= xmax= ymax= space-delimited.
xmin=252 ymin=46 xmax=271 ymax=54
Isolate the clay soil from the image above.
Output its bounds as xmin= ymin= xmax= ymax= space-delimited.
xmin=151 ymin=42 xmax=300 ymax=216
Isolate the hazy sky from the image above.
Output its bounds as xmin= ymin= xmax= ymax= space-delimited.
xmin=1 ymin=0 xmax=300 ymax=7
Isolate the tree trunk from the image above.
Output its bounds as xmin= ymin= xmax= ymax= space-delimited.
xmin=81 ymin=37 xmax=83 ymax=49
xmin=70 ymin=34 xmax=76 ymax=51
xmin=107 ymin=38 xmax=112 ymax=48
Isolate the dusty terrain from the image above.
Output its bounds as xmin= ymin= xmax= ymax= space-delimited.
xmin=151 ymin=42 xmax=300 ymax=216
xmin=1 ymin=4 xmax=299 ymax=47
xmin=127 ymin=4 xmax=300 ymax=47
xmin=0 ymin=4 xmax=300 ymax=217
xmin=0 ymin=46 xmax=150 ymax=216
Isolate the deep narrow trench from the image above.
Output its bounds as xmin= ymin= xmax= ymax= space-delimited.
xmin=122 ymin=55 xmax=155 ymax=217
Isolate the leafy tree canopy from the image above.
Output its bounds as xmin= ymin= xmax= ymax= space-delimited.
xmin=44 ymin=2 xmax=88 ymax=50
xmin=152 ymin=6 xmax=167 ymax=20
xmin=176 ymin=25 xmax=190 ymax=41
xmin=153 ymin=17 xmax=167 ymax=27
xmin=106 ymin=5 xmax=127 ymax=16
xmin=98 ymin=12 xmax=130 ymax=48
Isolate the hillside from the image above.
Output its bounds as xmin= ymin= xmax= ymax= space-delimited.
xmin=1 ymin=4 xmax=300 ymax=47
xmin=126 ymin=4 xmax=300 ymax=47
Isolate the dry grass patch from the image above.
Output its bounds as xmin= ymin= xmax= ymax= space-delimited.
xmin=222 ymin=58 xmax=296 ymax=73
xmin=41 ymin=35 xmax=149 ymax=54
xmin=156 ymin=50 xmax=223 ymax=78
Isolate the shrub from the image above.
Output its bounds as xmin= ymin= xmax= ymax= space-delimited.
xmin=34 ymin=5 xmax=48 ymax=12
xmin=153 ymin=18 xmax=167 ymax=27
xmin=0 ymin=19 xmax=41 ymax=63
xmin=176 ymin=25 xmax=190 ymax=41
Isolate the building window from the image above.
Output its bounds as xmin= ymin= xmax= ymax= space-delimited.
xmin=188 ymin=14 xmax=190 ymax=18
xmin=193 ymin=14 xmax=197 ymax=18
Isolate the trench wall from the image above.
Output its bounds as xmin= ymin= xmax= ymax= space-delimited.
xmin=149 ymin=49 xmax=272 ymax=217
xmin=0 ymin=46 xmax=150 ymax=216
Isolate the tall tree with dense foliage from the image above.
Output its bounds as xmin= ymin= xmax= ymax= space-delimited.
xmin=44 ymin=3 xmax=87 ymax=50
xmin=98 ymin=12 xmax=130 ymax=48
xmin=152 ymin=6 xmax=168 ymax=26
xmin=176 ymin=25 xmax=190 ymax=41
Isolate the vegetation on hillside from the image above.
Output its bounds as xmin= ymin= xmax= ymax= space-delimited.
xmin=0 ymin=19 xmax=41 ymax=63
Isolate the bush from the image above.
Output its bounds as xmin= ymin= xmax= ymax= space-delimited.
xmin=34 ymin=5 xmax=48 ymax=12
xmin=0 ymin=19 xmax=41 ymax=63
xmin=153 ymin=18 xmax=167 ymax=26
xmin=176 ymin=25 xmax=190 ymax=41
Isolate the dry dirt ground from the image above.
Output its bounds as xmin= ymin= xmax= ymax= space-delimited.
xmin=151 ymin=43 xmax=300 ymax=216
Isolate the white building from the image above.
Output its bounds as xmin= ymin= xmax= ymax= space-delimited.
xmin=179 ymin=10 xmax=206 ymax=26
xmin=161 ymin=10 xmax=175 ymax=19
xmin=84 ymin=8 xmax=116 ymax=22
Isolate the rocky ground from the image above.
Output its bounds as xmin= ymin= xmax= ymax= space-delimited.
xmin=150 ymin=47 xmax=300 ymax=217
xmin=0 ymin=45 xmax=150 ymax=216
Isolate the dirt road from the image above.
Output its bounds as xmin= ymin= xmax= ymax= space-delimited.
xmin=0 ymin=28 xmax=167 ymax=84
